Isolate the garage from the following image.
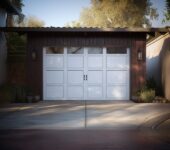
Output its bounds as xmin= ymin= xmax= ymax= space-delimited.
xmin=43 ymin=47 xmax=130 ymax=100
xmin=1 ymin=27 xmax=149 ymax=101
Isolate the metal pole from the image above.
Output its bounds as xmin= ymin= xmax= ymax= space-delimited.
xmin=84 ymin=99 xmax=87 ymax=128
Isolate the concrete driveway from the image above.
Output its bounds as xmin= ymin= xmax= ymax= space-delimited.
xmin=0 ymin=101 xmax=170 ymax=130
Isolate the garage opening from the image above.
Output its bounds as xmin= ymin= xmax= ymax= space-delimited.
xmin=43 ymin=47 xmax=130 ymax=100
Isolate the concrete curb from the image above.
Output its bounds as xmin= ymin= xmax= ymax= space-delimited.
xmin=139 ymin=113 xmax=170 ymax=130
xmin=142 ymin=113 xmax=170 ymax=144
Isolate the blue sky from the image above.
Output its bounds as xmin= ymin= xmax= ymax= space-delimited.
xmin=23 ymin=0 xmax=170 ymax=27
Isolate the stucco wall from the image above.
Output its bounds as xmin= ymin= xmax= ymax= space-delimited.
xmin=146 ymin=33 xmax=170 ymax=85
xmin=163 ymin=53 xmax=170 ymax=99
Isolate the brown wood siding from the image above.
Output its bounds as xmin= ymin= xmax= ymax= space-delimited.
xmin=27 ymin=35 xmax=43 ymax=97
xmin=27 ymin=32 xmax=146 ymax=100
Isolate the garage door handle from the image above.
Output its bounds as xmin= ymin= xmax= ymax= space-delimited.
xmin=86 ymin=75 xmax=88 ymax=80
xmin=83 ymin=75 xmax=85 ymax=80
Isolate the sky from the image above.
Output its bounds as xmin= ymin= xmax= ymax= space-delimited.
xmin=22 ymin=0 xmax=170 ymax=27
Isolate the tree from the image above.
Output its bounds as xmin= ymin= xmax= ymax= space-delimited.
xmin=7 ymin=16 xmax=44 ymax=66
xmin=163 ymin=0 xmax=170 ymax=23
xmin=70 ymin=0 xmax=158 ymax=27
xmin=7 ymin=15 xmax=45 ymax=61
xmin=18 ymin=16 xmax=45 ymax=27
xmin=65 ymin=21 xmax=81 ymax=27
xmin=7 ymin=15 xmax=45 ymax=59
xmin=7 ymin=1 xmax=45 ymax=27
xmin=7 ymin=0 xmax=24 ymax=27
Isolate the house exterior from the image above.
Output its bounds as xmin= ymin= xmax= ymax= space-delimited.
xmin=0 ymin=0 xmax=20 ymax=85
xmin=1 ymin=27 xmax=168 ymax=101
xmin=146 ymin=30 xmax=170 ymax=99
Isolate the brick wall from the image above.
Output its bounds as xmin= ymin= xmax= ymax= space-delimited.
xmin=131 ymin=39 xmax=146 ymax=95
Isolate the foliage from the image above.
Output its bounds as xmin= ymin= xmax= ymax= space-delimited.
xmin=25 ymin=87 xmax=33 ymax=96
xmin=9 ymin=1 xmax=45 ymax=27
xmin=146 ymin=77 xmax=157 ymax=90
xmin=65 ymin=21 xmax=81 ymax=27
xmin=163 ymin=0 xmax=170 ymax=23
xmin=7 ymin=0 xmax=24 ymax=27
xmin=8 ymin=0 xmax=45 ymax=28
xmin=0 ymin=84 xmax=40 ymax=103
xmin=6 ymin=32 xmax=26 ymax=62
xmin=15 ymin=85 xmax=27 ymax=102
xmin=68 ymin=0 xmax=158 ymax=27
xmin=11 ymin=0 xmax=24 ymax=11
xmin=0 ymin=85 xmax=16 ymax=103
xmin=7 ymin=32 xmax=26 ymax=52
xmin=140 ymin=89 xmax=155 ymax=102
xmin=146 ymin=77 xmax=163 ymax=96
xmin=7 ymin=15 xmax=44 ymax=60
xmin=136 ymin=77 xmax=156 ymax=102
xmin=17 ymin=16 xmax=45 ymax=27
xmin=0 ymin=84 xmax=29 ymax=103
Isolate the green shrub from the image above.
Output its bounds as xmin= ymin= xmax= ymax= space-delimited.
xmin=136 ymin=77 xmax=157 ymax=103
xmin=140 ymin=89 xmax=155 ymax=103
xmin=146 ymin=77 xmax=157 ymax=90
xmin=25 ymin=87 xmax=33 ymax=96
xmin=0 ymin=84 xmax=28 ymax=104
xmin=0 ymin=85 xmax=16 ymax=104
xmin=15 ymin=85 xmax=27 ymax=103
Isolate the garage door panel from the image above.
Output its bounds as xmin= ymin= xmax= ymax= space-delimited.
xmin=107 ymin=86 xmax=127 ymax=99
xmin=46 ymin=55 xmax=64 ymax=68
xmin=67 ymin=55 xmax=83 ymax=69
xmin=88 ymin=86 xmax=103 ymax=98
xmin=107 ymin=71 xmax=127 ymax=84
xmin=46 ymin=71 xmax=64 ymax=84
xmin=88 ymin=71 xmax=102 ymax=84
xmin=107 ymin=55 xmax=127 ymax=69
xmin=88 ymin=56 xmax=103 ymax=69
xmin=46 ymin=86 xmax=64 ymax=99
xmin=68 ymin=71 xmax=83 ymax=84
xmin=67 ymin=86 xmax=84 ymax=98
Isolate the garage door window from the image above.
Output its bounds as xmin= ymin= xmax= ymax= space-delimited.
xmin=46 ymin=47 xmax=64 ymax=54
xmin=107 ymin=47 xmax=127 ymax=54
xmin=67 ymin=47 xmax=84 ymax=54
xmin=88 ymin=47 xmax=103 ymax=54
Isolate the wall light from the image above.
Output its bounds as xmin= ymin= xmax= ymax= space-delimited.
xmin=32 ymin=49 xmax=37 ymax=60
xmin=137 ymin=48 xmax=143 ymax=61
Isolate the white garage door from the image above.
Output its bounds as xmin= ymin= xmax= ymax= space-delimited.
xmin=43 ymin=47 xmax=130 ymax=100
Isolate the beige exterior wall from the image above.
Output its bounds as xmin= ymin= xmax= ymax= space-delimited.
xmin=146 ymin=32 xmax=170 ymax=98
xmin=163 ymin=53 xmax=170 ymax=99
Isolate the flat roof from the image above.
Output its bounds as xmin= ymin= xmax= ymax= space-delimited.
xmin=0 ymin=27 xmax=169 ymax=33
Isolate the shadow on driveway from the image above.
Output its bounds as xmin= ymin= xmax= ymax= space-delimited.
xmin=0 ymin=101 xmax=170 ymax=130
xmin=0 ymin=101 xmax=170 ymax=150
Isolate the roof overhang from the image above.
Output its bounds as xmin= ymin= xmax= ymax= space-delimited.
xmin=0 ymin=27 xmax=169 ymax=34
